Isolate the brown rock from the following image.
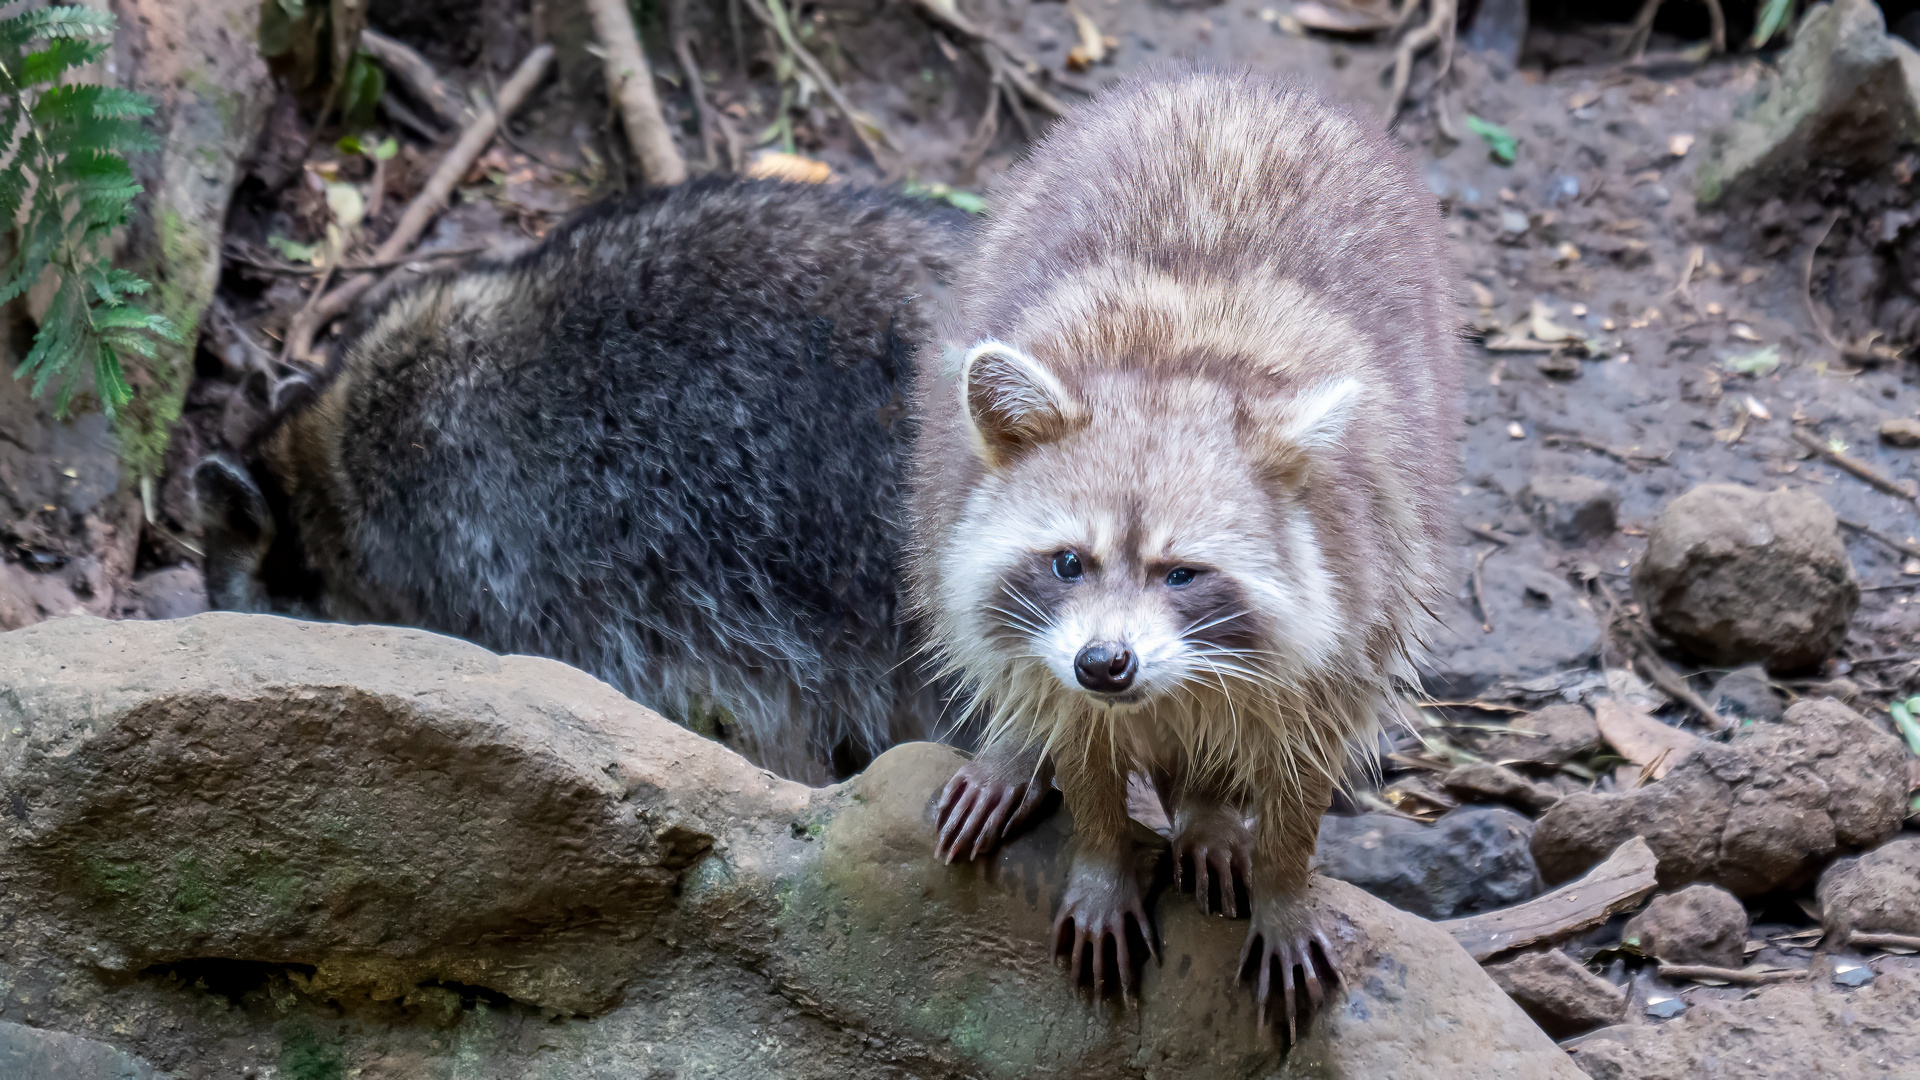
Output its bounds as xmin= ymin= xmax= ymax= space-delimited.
xmin=1520 ymin=475 xmax=1620 ymax=544
xmin=1483 ymin=949 xmax=1626 ymax=1038
xmin=1442 ymin=761 xmax=1563 ymax=814
xmin=0 ymin=613 xmax=1585 ymax=1080
xmin=1631 ymin=484 xmax=1859 ymax=673
xmin=1880 ymin=417 xmax=1920 ymax=448
xmin=1470 ymin=704 xmax=1604 ymax=764
xmin=1623 ymin=885 xmax=1749 ymax=968
xmin=1574 ymin=968 xmax=1920 ymax=1079
xmin=1531 ymin=699 xmax=1906 ymax=895
xmin=1819 ymin=837 xmax=1920 ymax=941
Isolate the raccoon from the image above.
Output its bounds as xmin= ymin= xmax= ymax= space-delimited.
xmin=907 ymin=70 xmax=1460 ymax=1030
xmin=195 ymin=178 xmax=963 ymax=784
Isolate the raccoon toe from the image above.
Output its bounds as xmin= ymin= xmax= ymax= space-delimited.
xmin=1238 ymin=908 xmax=1341 ymax=1045
xmin=1172 ymin=835 xmax=1251 ymax=918
xmin=1051 ymin=880 xmax=1158 ymax=998
xmin=933 ymin=757 xmax=1052 ymax=862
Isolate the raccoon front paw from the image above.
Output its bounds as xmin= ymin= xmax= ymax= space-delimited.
xmin=934 ymin=753 xmax=1052 ymax=863
xmin=1171 ymin=806 xmax=1253 ymax=918
xmin=1052 ymin=863 xmax=1158 ymax=997
xmin=1239 ymin=899 xmax=1340 ymax=1043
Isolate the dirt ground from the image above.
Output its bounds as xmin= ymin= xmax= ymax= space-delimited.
xmin=158 ymin=0 xmax=1920 ymax=703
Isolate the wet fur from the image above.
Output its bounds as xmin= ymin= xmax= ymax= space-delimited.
xmin=908 ymin=69 xmax=1461 ymax=1007
xmin=198 ymin=178 xmax=963 ymax=783
xmin=909 ymin=70 xmax=1459 ymax=802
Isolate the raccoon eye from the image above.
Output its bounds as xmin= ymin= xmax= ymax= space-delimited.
xmin=1165 ymin=567 xmax=1198 ymax=588
xmin=1052 ymin=550 xmax=1083 ymax=581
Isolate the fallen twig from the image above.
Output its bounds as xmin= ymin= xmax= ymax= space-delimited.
xmin=228 ymin=244 xmax=489 ymax=278
xmin=1470 ymin=544 xmax=1497 ymax=634
xmin=361 ymin=27 xmax=468 ymax=129
xmin=906 ymin=0 xmax=1066 ymax=118
xmin=1849 ymin=931 xmax=1920 ymax=952
xmin=1632 ymin=652 xmax=1732 ymax=733
xmin=1541 ymin=433 xmax=1671 ymax=465
xmin=1464 ymin=524 xmax=1514 ymax=546
xmin=283 ymin=45 xmax=553 ymax=363
xmin=742 ymin=0 xmax=893 ymax=168
xmin=1383 ymin=0 xmax=1456 ymax=126
xmin=1792 ymin=428 xmax=1919 ymax=504
xmin=670 ymin=0 xmax=740 ymax=173
xmin=1658 ymin=962 xmax=1808 ymax=985
xmin=1442 ymin=836 xmax=1658 ymax=962
xmin=1804 ymin=210 xmax=1904 ymax=365
xmin=586 ymin=0 xmax=689 ymax=187
xmin=1838 ymin=517 xmax=1920 ymax=560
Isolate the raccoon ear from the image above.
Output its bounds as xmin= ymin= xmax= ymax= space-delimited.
xmin=961 ymin=340 xmax=1082 ymax=467
xmin=1249 ymin=378 xmax=1364 ymax=486
xmin=192 ymin=454 xmax=273 ymax=546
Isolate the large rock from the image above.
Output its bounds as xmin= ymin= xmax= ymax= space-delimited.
xmin=1531 ymin=699 xmax=1907 ymax=895
xmin=1631 ymin=484 xmax=1858 ymax=673
xmin=1622 ymin=885 xmax=1749 ymax=968
xmin=1315 ymin=807 xmax=1543 ymax=920
xmin=0 ymin=1021 xmax=164 ymax=1080
xmin=1697 ymin=0 xmax=1920 ymax=206
xmin=1467 ymin=703 xmax=1603 ymax=764
xmin=1572 ymin=967 xmax=1920 ymax=1078
xmin=1819 ymin=836 xmax=1920 ymax=941
xmin=0 ymin=614 xmax=1583 ymax=1079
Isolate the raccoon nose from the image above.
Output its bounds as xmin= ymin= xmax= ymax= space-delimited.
xmin=1074 ymin=642 xmax=1137 ymax=693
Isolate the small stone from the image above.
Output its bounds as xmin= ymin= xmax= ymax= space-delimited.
xmin=1879 ymin=417 xmax=1920 ymax=448
xmin=1709 ymin=665 xmax=1785 ymax=725
xmin=1315 ymin=806 xmax=1543 ymax=920
xmin=1535 ymin=353 xmax=1582 ymax=379
xmin=1520 ymin=474 xmax=1620 ymax=544
xmin=1484 ymin=949 xmax=1626 ymax=1038
xmin=1500 ymin=208 xmax=1530 ymax=235
xmin=1442 ymin=761 xmax=1562 ymax=814
xmin=1832 ymin=963 xmax=1874 ymax=987
xmin=1623 ymin=885 xmax=1750 ymax=968
xmin=1818 ymin=836 xmax=1920 ymax=941
xmin=1644 ymin=995 xmax=1687 ymax=1019
xmin=1631 ymin=484 xmax=1859 ymax=673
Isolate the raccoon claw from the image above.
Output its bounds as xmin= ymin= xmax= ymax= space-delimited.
xmin=935 ymin=760 xmax=1050 ymax=863
xmin=1051 ymin=871 xmax=1158 ymax=998
xmin=1170 ymin=814 xmax=1253 ymax=918
xmin=1239 ymin=908 xmax=1340 ymax=1044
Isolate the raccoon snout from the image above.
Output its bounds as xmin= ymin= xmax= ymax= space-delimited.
xmin=1073 ymin=642 xmax=1137 ymax=693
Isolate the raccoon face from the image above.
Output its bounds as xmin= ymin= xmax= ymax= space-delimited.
xmin=191 ymin=454 xmax=326 ymax=618
xmin=949 ymin=341 xmax=1361 ymax=709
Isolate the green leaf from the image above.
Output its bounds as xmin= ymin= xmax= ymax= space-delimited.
xmin=370 ymin=136 xmax=399 ymax=161
xmin=1722 ymin=344 xmax=1781 ymax=377
xmin=1751 ymin=0 xmax=1794 ymax=49
xmin=19 ymin=37 xmax=105 ymax=88
xmin=342 ymin=53 xmax=385 ymax=130
xmin=1465 ymin=114 xmax=1517 ymax=165
xmin=268 ymin=234 xmax=319 ymax=263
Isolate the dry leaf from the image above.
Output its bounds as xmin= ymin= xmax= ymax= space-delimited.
xmin=1668 ymin=133 xmax=1695 ymax=157
xmin=1530 ymin=300 xmax=1580 ymax=343
xmin=1507 ymin=421 xmax=1526 ymax=439
xmin=746 ymin=151 xmax=833 ymax=184
xmin=1594 ymin=697 xmax=1701 ymax=780
xmin=1470 ymin=281 xmax=1496 ymax=309
xmin=1066 ymin=2 xmax=1107 ymax=69
xmin=1731 ymin=323 xmax=1762 ymax=342
xmin=1745 ymin=395 xmax=1772 ymax=421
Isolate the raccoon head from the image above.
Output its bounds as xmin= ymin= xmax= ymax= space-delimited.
xmin=191 ymin=453 xmax=326 ymax=618
xmin=950 ymin=340 xmax=1362 ymax=711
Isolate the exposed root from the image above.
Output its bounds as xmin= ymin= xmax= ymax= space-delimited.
xmin=671 ymin=0 xmax=743 ymax=172
xmin=585 ymin=0 xmax=690 ymax=187
xmin=907 ymin=0 xmax=1067 ymax=120
xmin=1381 ymin=0 xmax=1455 ymax=128
xmin=361 ymin=28 xmax=468 ymax=129
xmin=1625 ymin=0 xmax=1726 ymax=57
xmin=958 ymin=72 xmax=1003 ymax=176
xmin=282 ymin=45 xmax=553 ymax=364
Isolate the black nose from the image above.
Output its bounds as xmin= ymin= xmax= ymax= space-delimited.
xmin=1074 ymin=642 xmax=1138 ymax=693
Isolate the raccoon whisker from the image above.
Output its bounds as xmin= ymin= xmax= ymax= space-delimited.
xmin=1180 ymin=608 xmax=1252 ymax=637
xmin=1002 ymin=584 xmax=1052 ymax=624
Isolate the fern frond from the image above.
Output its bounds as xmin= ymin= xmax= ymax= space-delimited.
xmin=91 ymin=341 xmax=131 ymax=413
xmin=0 ymin=7 xmax=116 ymax=48
xmin=19 ymin=37 xmax=104 ymax=87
